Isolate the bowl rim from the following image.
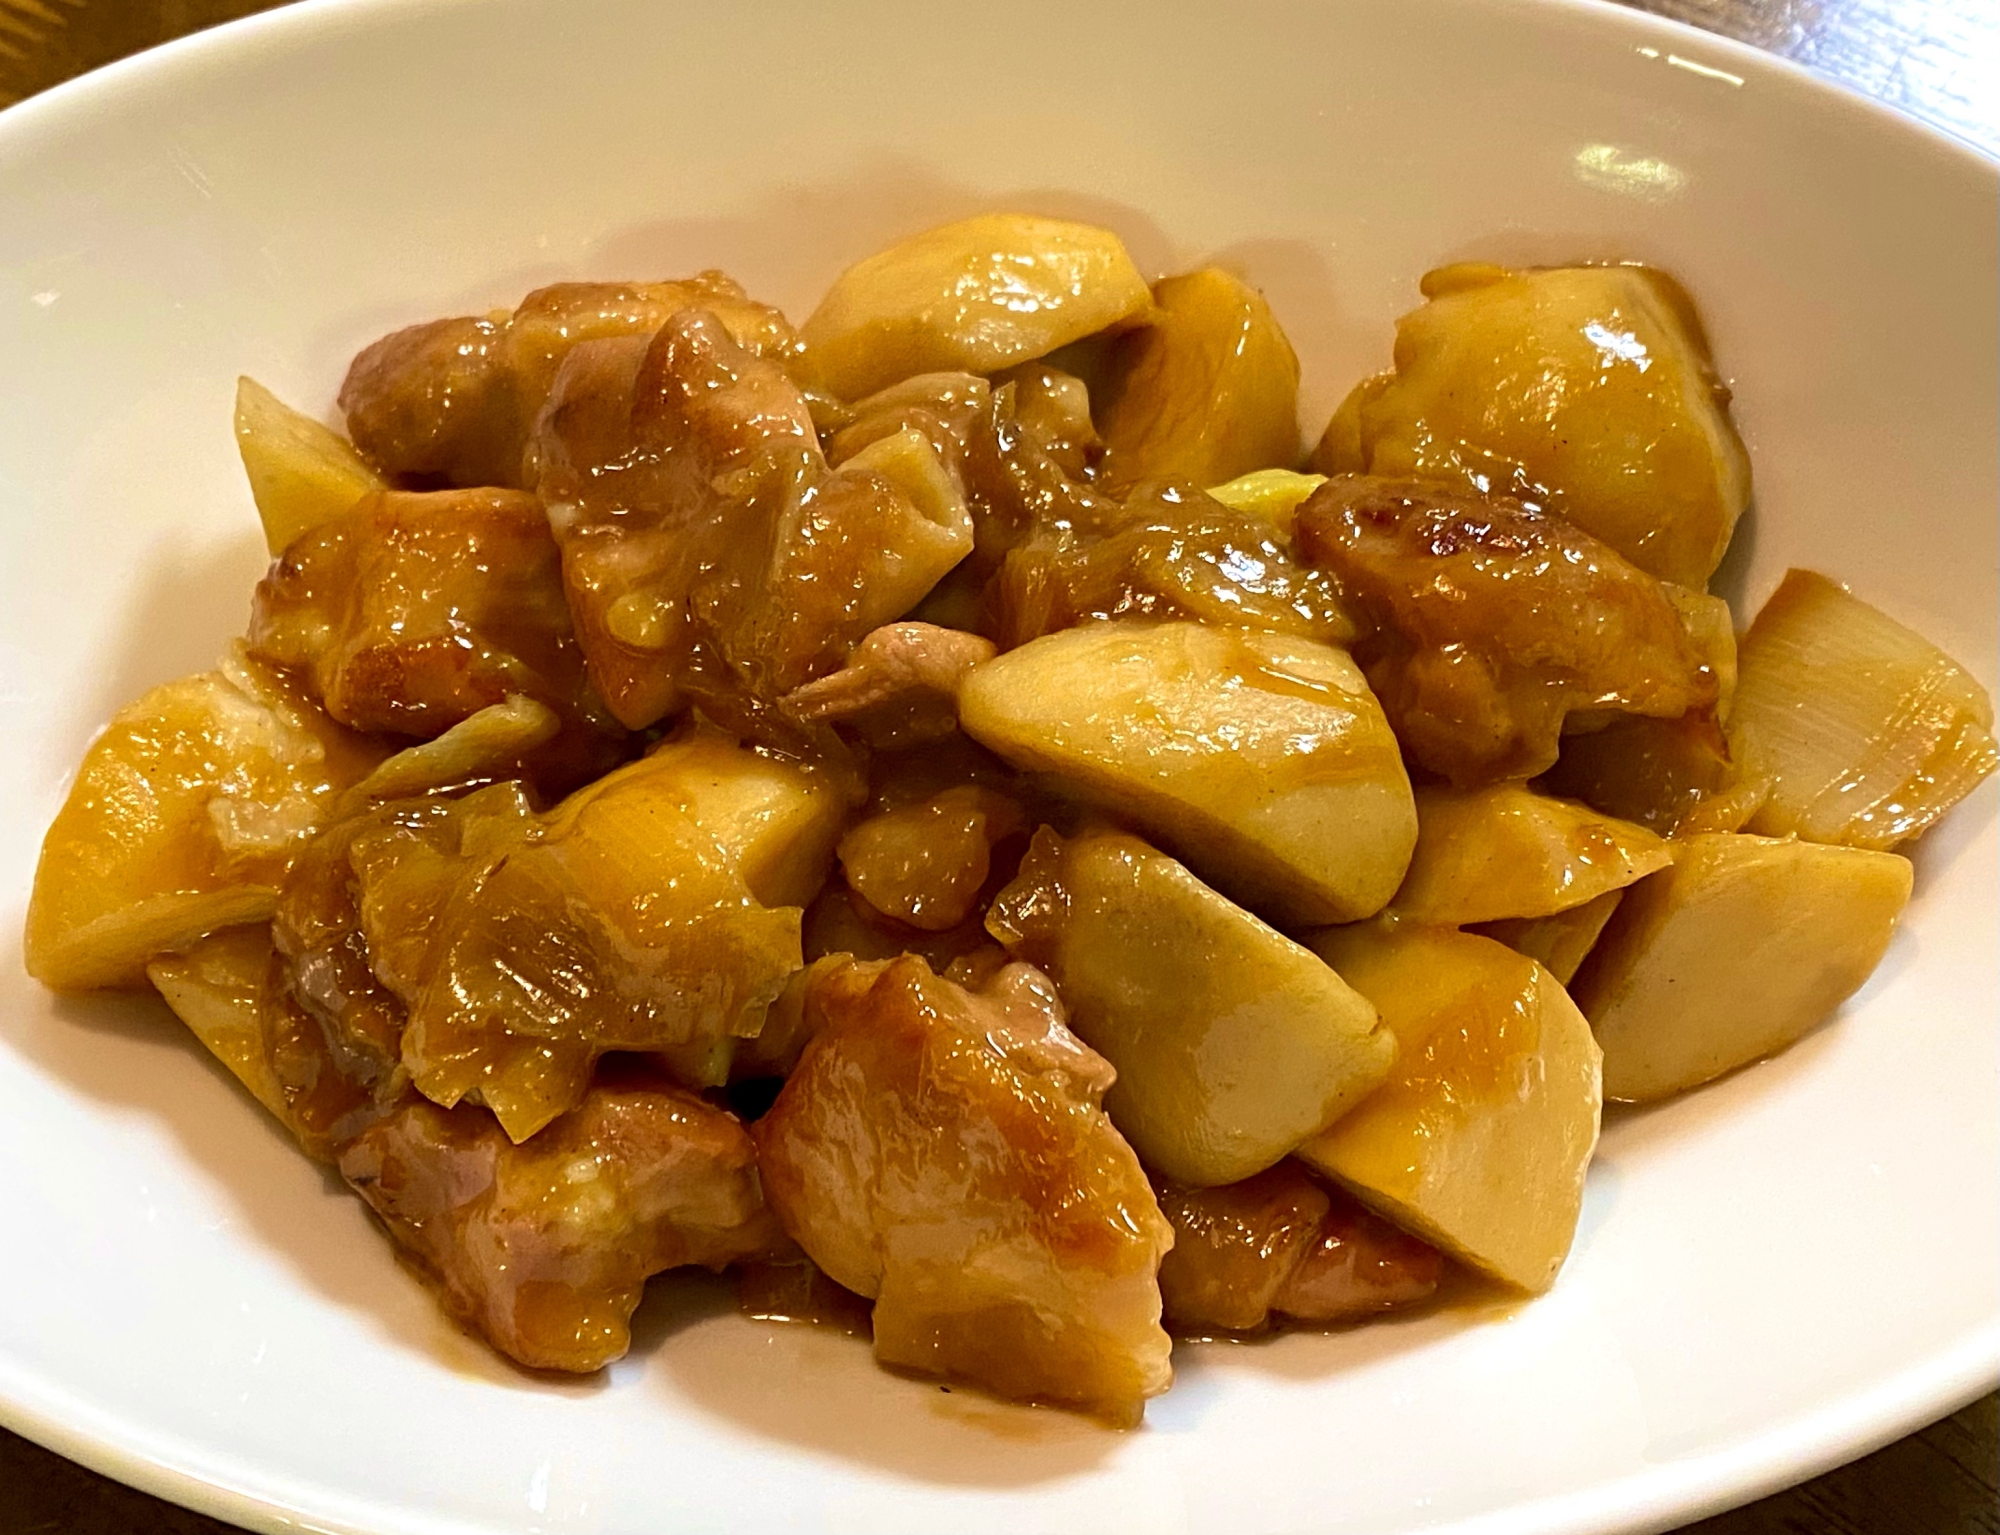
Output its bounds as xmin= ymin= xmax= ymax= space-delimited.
xmin=0 ymin=0 xmax=1994 ymax=1531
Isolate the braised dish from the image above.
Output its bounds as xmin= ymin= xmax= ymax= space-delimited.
xmin=25 ymin=215 xmax=1995 ymax=1425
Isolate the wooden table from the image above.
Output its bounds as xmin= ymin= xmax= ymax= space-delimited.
xmin=2 ymin=2 xmax=1994 ymax=1532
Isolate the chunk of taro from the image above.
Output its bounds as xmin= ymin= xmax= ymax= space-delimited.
xmin=248 ymin=487 xmax=624 ymax=789
xmin=339 ymin=1073 xmax=786 ymax=1372
xmin=754 ymin=955 xmax=1173 ymax=1423
xmin=1296 ymin=475 xmax=1716 ymax=785
xmin=338 ymin=273 xmax=796 ymax=488
xmin=25 ymin=646 xmax=390 ymax=992
xmin=1154 ymin=1162 xmax=1443 ymax=1334
xmin=532 ymin=311 xmax=974 ymax=731
xmin=1311 ymin=262 xmax=1750 ymax=589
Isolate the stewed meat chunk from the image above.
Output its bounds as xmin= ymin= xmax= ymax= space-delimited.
xmin=754 ymin=954 xmax=1173 ymax=1423
xmin=248 ymin=486 xmax=621 ymax=790
xmin=533 ymin=310 xmax=974 ymax=730
xmin=338 ymin=274 xmax=797 ymax=488
xmin=1295 ymin=475 xmax=1716 ymax=785
xmin=1155 ymin=1162 xmax=1443 ymax=1334
xmin=341 ymin=1074 xmax=786 ymax=1372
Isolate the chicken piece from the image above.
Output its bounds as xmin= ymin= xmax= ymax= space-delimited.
xmin=340 ymin=1073 xmax=787 ymax=1372
xmin=754 ymin=954 xmax=1173 ymax=1424
xmin=532 ymin=311 xmax=974 ymax=730
xmin=782 ymin=623 xmax=997 ymax=747
xmin=338 ymin=274 xmax=797 ymax=488
xmin=1155 ymin=1162 xmax=1443 ymax=1334
xmin=837 ymin=783 xmax=1028 ymax=930
xmin=989 ymin=483 xmax=1358 ymax=650
xmin=1268 ymin=1186 xmax=1447 ymax=1324
xmin=1295 ymin=475 xmax=1717 ymax=785
xmin=960 ymin=366 xmax=1122 ymax=570
xmin=25 ymin=646 xmax=390 ymax=991
xmin=248 ymin=487 xmax=624 ymax=789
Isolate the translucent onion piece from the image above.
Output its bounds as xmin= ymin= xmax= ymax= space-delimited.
xmin=340 ymin=696 xmax=560 ymax=809
xmin=1730 ymin=570 xmax=1997 ymax=850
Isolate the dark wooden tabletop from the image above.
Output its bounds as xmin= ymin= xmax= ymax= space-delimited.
xmin=2 ymin=1 xmax=1995 ymax=1532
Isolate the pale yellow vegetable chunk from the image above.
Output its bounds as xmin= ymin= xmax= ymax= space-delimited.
xmin=646 ymin=729 xmax=848 ymax=910
xmin=1204 ymin=468 xmax=1326 ymax=537
xmin=799 ymin=214 xmax=1152 ymax=400
xmin=989 ymin=828 xmax=1395 ymax=1187
xmin=1098 ymin=267 xmax=1301 ymax=491
xmin=1730 ymin=570 xmax=1998 ymax=850
xmin=24 ymin=648 xmax=388 ymax=990
xmin=1569 ymin=833 xmax=1912 ymax=1103
xmin=235 ymin=376 xmax=385 ymax=556
xmin=1298 ymin=922 xmax=1602 ymax=1293
xmin=1472 ymin=888 xmax=1624 ymax=985
xmin=1391 ymin=783 xmax=1670 ymax=926
xmin=1314 ymin=263 xmax=1750 ymax=588
xmin=958 ymin=620 xmax=1416 ymax=925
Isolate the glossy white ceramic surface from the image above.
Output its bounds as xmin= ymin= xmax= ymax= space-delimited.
xmin=0 ymin=2 xmax=1993 ymax=1532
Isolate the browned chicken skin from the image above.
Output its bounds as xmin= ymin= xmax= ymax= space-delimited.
xmin=247 ymin=486 xmax=624 ymax=791
xmin=340 ymin=1072 xmax=787 ymax=1372
xmin=1295 ymin=474 xmax=1717 ymax=785
xmin=1154 ymin=1162 xmax=1443 ymax=1334
xmin=754 ymin=954 xmax=1173 ymax=1424
xmin=338 ymin=275 xmax=797 ymax=488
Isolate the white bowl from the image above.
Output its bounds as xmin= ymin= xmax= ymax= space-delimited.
xmin=1 ymin=1 xmax=1994 ymax=1531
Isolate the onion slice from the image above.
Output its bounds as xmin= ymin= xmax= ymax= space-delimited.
xmin=1730 ymin=569 xmax=1996 ymax=850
